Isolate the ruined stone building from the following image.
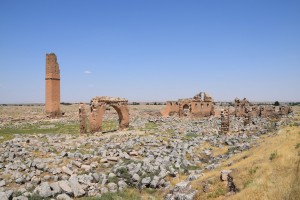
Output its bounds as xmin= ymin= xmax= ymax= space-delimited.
xmin=45 ymin=53 xmax=60 ymax=117
xmin=260 ymin=105 xmax=276 ymax=118
xmin=79 ymin=96 xmax=129 ymax=133
xmin=234 ymin=98 xmax=258 ymax=117
xmin=234 ymin=98 xmax=292 ymax=119
xmin=161 ymin=92 xmax=215 ymax=118
xmin=278 ymin=105 xmax=293 ymax=116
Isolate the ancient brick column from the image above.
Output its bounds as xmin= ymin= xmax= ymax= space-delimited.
xmin=79 ymin=103 xmax=87 ymax=134
xmin=45 ymin=53 xmax=61 ymax=117
xmin=221 ymin=108 xmax=229 ymax=134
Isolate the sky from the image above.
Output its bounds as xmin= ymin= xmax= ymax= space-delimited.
xmin=0 ymin=0 xmax=299 ymax=103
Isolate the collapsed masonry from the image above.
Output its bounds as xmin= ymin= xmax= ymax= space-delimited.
xmin=221 ymin=98 xmax=293 ymax=134
xmin=234 ymin=98 xmax=292 ymax=119
xmin=161 ymin=92 xmax=215 ymax=118
xmin=79 ymin=96 xmax=129 ymax=133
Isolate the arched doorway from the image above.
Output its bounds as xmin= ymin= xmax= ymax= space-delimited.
xmin=183 ymin=104 xmax=190 ymax=116
xmin=101 ymin=104 xmax=121 ymax=132
xmin=89 ymin=97 xmax=129 ymax=133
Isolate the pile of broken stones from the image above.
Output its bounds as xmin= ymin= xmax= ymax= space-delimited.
xmin=0 ymin=114 xmax=290 ymax=200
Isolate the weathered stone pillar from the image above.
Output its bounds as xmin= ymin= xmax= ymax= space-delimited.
xmin=221 ymin=108 xmax=229 ymax=134
xmin=118 ymin=105 xmax=129 ymax=130
xmin=79 ymin=103 xmax=87 ymax=134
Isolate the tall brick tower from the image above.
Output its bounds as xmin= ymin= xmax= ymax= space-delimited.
xmin=45 ymin=53 xmax=61 ymax=117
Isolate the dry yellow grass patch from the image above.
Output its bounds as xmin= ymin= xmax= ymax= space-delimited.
xmin=192 ymin=125 xmax=300 ymax=200
xmin=212 ymin=145 xmax=229 ymax=157
xmin=166 ymin=173 xmax=188 ymax=186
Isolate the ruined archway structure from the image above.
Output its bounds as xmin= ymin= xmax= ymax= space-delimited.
xmin=89 ymin=96 xmax=129 ymax=133
xmin=161 ymin=92 xmax=215 ymax=118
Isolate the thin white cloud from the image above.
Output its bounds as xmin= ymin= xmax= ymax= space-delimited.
xmin=84 ymin=70 xmax=92 ymax=74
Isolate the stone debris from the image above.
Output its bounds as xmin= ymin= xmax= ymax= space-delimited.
xmin=165 ymin=181 xmax=197 ymax=200
xmin=0 ymin=99 xmax=294 ymax=199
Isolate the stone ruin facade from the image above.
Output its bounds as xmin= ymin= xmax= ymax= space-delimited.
xmin=234 ymin=98 xmax=259 ymax=118
xmin=45 ymin=53 xmax=61 ymax=117
xmin=161 ymin=92 xmax=215 ymax=118
xmin=79 ymin=96 xmax=129 ymax=133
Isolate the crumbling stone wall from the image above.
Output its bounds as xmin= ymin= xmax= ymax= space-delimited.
xmin=45 ymin=53 xmax=61 ymax=117
xmin=89 ymin=96 xmax=129 ymax=133
xmin=234 ymin=98 xmax=292 ymax=120
xmin=260 ymin=105 xmax=276 ymax=118
xmin=79 ymin=103 xmax=87 ymax=134
xmin=161 ymin=92 xmax=215 ymax=118
xmin=234 ymin=98 xmax=252 ymax=117
xmin=161 ymin=101 xmax=179 ymax=117
xmin=279 ymin=106 xmax=293 ymax=116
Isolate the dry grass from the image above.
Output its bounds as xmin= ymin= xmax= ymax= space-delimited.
xmin=192 ymin=124 xmax=300 ymax=200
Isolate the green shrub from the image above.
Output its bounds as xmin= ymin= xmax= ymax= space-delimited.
xmin=269 ymin=151 xmax=278 ymax=161
xmin=207 ymin=186 xmax=226 ymax=198
xmin=249 ymin=166 xmax=259 ymax=175
xmin=243 ymin=179 xmax=253 ymax=188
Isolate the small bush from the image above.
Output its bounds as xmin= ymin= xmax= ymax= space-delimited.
xmin=131 ymin=102 xmax=140 ymax=105
xmin=249 ymin=166 xmax=259 ymax=175
xmin=269 ymin=151 xmax=278 ymax=161
xmin=61 ymin=102 xmax=72 ymax=105
xmin=207 ymin=186 xmax=226 ymax=198
xmin=295 ymin=143 xmax=300 ymax=149
xmin=116 ymin=167 xmax=131 ymax=183
xmin=243 ymin=179 xmax=253 ymax=188
xmin=185 ymin=132 xmax=198 ymax=140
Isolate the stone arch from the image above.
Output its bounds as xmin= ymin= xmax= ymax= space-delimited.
xmin=89 ymin=96 xmax=129 ymax=133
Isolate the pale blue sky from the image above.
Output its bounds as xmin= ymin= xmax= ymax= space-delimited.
xmin=0 ymin=0 xmax=299 ymax=103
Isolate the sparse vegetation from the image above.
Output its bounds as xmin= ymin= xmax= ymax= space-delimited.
xmin=141 ymin=122 xmax=158 ymax=131
xmin=193 ymin=124 xmax=300 ymax=200
xmin=207 ymin=186 xmax=226 ymax=198
xmin=61 ymin=102 xmax=73 ymax=105
xmin=269 ymin=151 xmax=278 ymax=161
xmin=80 ymin=189 xmax=142 ymax=200
xmin=28 ymin=194 xmax=51 ymax=200
xmin=249 ymin=166 xmax=259 ymax=175
xmin=184 ymin=132 xmax=198 ymax=140
xmin=131 ymin=102 xmax=140 ymax=105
